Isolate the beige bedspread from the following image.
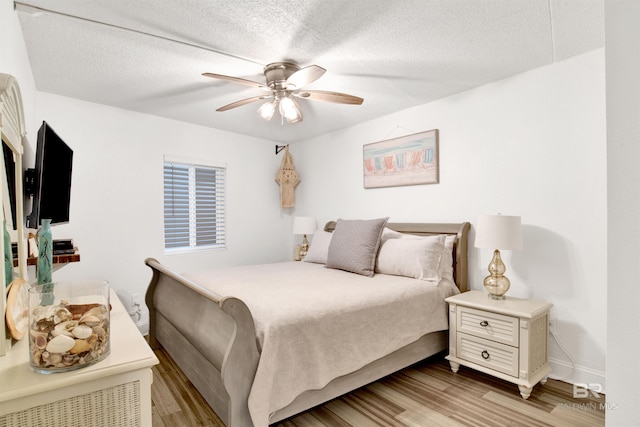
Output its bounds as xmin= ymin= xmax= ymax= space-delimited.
xmin=184 ymin=261 xmax=459 ymax=426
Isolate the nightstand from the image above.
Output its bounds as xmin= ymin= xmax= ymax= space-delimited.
xmin=445 ymin=290 xmax=552 ymax=399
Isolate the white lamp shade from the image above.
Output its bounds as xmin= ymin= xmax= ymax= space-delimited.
xmin=279 ymin=97 xmax=303 ymax=123
xmin=474 ymin=215 xmax=523 ymax=250
xmin=257 ymin=101 xmax=276 ymax=120
xmin=292 ymin=216 xmax=316 ymax=235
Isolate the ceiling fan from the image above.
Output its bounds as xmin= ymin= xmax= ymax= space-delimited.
xmin=203 ymin=62 xmax=364 ymax=124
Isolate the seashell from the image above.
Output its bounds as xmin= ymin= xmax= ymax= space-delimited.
xmin=51 ymin=329 xmax=67 ymax=337
xmin=63 ymin=354 xmax=76 ymax=365
xmin=54 ymin=308 xmax=73 ymax=323
xmin=49 ymin=353 xmax=63 ymax=365
xmin=34 ymin=333 xmax=48 ymax=350
xmin=86 ymin=333 xmax=98 ymax=346
xmin=79 ymin=315 xmax=101 ymax=327
xmin=92 ymin=326 xmax=106 ymax=339
xmin=86 ymin=305 xmax=107 ymax=317
xmin=34 ymin=318 xmax=55 ymax=333
xmin=46 ymin=334 xmax=75 ymax=353
xmin=71 ymin=324 xmax=93 ymax=339
xmin=70 ymin=339 xmax=91 ymax=354
xmin=53 ymin=320 xmax=78 ymax=337
xmin=30 ymin=328 xmax=48 ymax=339
xmin=31 ymin=349 xmax=43 ymax=365
xmin=68 ymin=303 xmax=99 ymax=319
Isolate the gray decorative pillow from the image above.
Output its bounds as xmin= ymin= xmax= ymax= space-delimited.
xmin=326 ymin=217 xmax=389 ymax=276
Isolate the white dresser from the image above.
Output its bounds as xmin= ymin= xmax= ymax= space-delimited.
xmin=0 ymin=289 xmax=158 ymax=426
xmin=445 ymin=290 xmax=552 ymax=399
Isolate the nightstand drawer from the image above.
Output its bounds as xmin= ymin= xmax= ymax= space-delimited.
xmin=457 ymin=333 xmax=519 ymax=377
xmin=457 ymin=306 xmax=519 ymax=346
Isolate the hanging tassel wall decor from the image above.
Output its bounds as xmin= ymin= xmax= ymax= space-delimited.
xmin=275 ymin=145 xmax=300 ymax=208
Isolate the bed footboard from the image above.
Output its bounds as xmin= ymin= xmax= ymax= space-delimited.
xmin=144 ymin=258 xmax=260 ymax=427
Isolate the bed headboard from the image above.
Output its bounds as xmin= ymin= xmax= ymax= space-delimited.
xmin=324 ymin=221 xmax=471 ymax=292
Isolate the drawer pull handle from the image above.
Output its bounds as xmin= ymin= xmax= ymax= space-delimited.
xmin=481 ymin=350 xmax=490 ymax=360
xmin=480 ymin=320 xmax=489 ymax=327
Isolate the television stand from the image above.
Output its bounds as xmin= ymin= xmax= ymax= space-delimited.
xmin=13 ymin=248 xmax=80 ymax=270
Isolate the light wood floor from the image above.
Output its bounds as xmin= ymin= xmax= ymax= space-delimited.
xmin=150 ymin=345 xmax=605 ymax=427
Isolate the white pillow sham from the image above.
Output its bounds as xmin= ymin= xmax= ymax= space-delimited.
xmin=440 ymin=235 xmax=456 ymax=283
xmin=377 ymin=227 xmax=456 ymax=284
xmin=303 ymin=230 xmax=333 ymax=264
xmin=375 ymin=233 xmax=446 ymax=283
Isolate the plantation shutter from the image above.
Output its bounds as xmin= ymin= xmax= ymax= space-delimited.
xmin=164 ymin=158 xmax=226 ymax=252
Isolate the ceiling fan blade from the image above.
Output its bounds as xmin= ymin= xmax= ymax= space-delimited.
xmin=294 ymin=90 xmax=364 ymax=105
xmin=286 ymin=65 xmax=326 ymax=89
xmin=203 ymin=72 xmax=269 ymax=90
xmin=216 ymin=95 xmax=273 ymax=112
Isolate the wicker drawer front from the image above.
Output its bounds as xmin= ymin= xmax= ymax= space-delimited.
xmin=456 ymin=333 xmax=519 ymax=377
xmin=457 ymin=306 xmax=519 ymax=346
xmin=0 ymin=381 xmax=141 ymax=427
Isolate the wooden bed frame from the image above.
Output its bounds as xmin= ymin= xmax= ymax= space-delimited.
xmin=145 ymin=221 xmax=470 ymax=426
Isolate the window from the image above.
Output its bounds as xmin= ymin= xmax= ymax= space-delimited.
xmin=163 ymin=157 xmax=226 ymax=253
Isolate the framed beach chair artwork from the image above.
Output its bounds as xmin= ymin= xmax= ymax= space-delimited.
xmin=363 ymin=129 xmax=439 ymax=189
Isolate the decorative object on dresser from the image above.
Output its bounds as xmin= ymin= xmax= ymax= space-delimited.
xmin=37 ymin=219 xmax=53 ymax=287
xmin=27 ymin=280 xmax=111 ymax=374
xmin=292 ymin=216 xmax=316 ymax=260
xmin=474 ymin=214 xmax=523 ymax=299
xmin=445 ymin=290 xmax=552 ymax=399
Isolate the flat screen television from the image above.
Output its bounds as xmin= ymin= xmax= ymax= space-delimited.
xmin=25 ymin=121 xmax=73 ymax=229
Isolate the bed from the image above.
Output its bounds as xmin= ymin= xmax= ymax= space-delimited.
xmin=145 ymin=219 xmax=470 ymax=426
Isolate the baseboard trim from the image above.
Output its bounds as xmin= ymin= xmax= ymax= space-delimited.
xmin=549 ymin=357 xmax=606 ymax=393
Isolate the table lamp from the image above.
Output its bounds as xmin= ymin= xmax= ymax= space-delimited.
xmin=292 ymin=216 xmax=316 ymax=259
xmin=474 ymin=214 xmax=523 ymax=299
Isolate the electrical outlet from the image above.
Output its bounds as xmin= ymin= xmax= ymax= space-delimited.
xmin=132 ymin=293 xmax=141 ymax=306
xmin=549 ymin=318 xmax=555 ymax=334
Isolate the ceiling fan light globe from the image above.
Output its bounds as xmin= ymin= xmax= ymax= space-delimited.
xmin=279 ymin=97 xmax=302 ymax=123
xmin=257 ymin=101 xmax=276 ymax=121
xmin=286 ymin=114 xmax=303 ymax=124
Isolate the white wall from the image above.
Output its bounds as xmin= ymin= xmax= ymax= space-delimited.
xmin=0 ymin=0 xmax=38 ymax=141
xmin=605 ymin=0 xmax=640 ymax=424
xmin=293 ymin=49 xmax=607 ymax=387
xmin=33 ymin=93 xmax=291 ymax=313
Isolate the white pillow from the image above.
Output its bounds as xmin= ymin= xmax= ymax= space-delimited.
xmin=380 ymin=227 xmax=404 ymax=242
xmin=439 ymin=235 xmax=456 ymax=283
xmin=376 ymin=234 xmax=446 ymax=283
xmin=302 ymin=230 xmax=333 ymax=264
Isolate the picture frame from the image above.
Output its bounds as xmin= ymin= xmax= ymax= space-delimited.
xmin=363 ymin=129 xmax=439 ymax=189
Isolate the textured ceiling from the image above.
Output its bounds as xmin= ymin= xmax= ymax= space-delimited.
xmin=14 ymin=0 xmax=603 ymax=144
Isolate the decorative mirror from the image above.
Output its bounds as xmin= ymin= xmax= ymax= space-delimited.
xmin=0 ymin=73 xmax=29 ymax=355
